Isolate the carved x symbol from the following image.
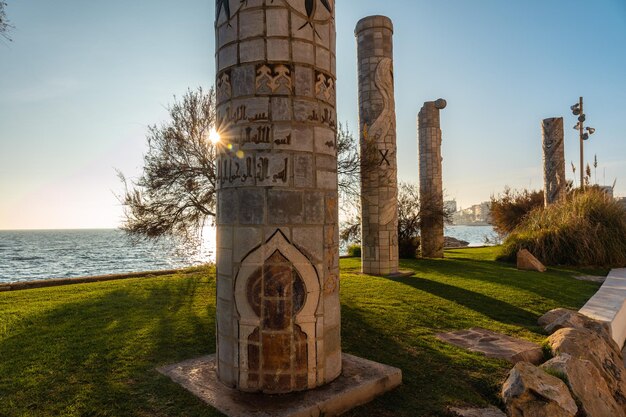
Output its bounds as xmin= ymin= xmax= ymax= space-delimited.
xmin=379 ymin=149 xmax=390 ymax=166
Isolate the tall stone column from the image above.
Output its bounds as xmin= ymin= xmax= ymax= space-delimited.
xmin=418 ymin=99 xmax=446 ymax=258
xmin=542 ymin=117 xmax=566 ymax=206
xmin=355 ymin=16 xmax=399 ymax=276
xmin=214 ymin=0 xmax=340 ymax=394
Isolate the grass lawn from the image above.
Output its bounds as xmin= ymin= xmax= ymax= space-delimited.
xmin=0 ymin=247 xmax=602 ymax=417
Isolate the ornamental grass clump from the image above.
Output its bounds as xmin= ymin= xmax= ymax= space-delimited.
xmin=499 ymin=188 xmax=626 ymax=267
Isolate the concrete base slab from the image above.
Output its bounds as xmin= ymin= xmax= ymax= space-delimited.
xmin=386 ymin=270 xmax=414 ymax=279
xmin=437 ymin=328 xmax=544 ymax=365
xmin=157 ymin=353 xmax=402 ymax=417
xmin=359 ymin=270 xmax=414 ymax=279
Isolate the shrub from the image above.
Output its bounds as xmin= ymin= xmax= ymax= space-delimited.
xmin=347 ymin=244 xmax=361 ymax=257
xmin=498 ymin=188 xmax=626 ymax=267
xmin=399 ymin=237 xmax=420 ymax=259
xmin=490 ymin=187 xmax=544 ymax=236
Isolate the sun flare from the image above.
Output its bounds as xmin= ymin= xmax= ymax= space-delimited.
xmin=209 ymin=128 xmax=221 ymax=144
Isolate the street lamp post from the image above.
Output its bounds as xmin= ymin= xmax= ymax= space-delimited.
xmin=570 ymin=97 xmax=595 ymax=189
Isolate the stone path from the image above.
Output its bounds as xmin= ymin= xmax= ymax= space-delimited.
xmin=436 ymin=328 xmax=544 ymax=365
xmin=448 ymin=406 xmax=507 ymax=417
xmin=574 ymin=275 xmax=606 ymax=283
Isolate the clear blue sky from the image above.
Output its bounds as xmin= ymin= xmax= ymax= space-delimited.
xmin=1 ymin=0 xmax=625 ymax=229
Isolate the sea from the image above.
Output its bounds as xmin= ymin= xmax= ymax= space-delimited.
xmin=0 ymin=225 xmax=495 ymax=284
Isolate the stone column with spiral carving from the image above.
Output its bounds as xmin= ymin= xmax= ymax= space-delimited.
xmin=355 ymin=16 xmax=399 ymax=276
xmin=542 ymin=117 xmax=566 ymax=206
xmin=214 ymin=0 xmax=340 ymax=394
xmin=418 ymin=99 xmax=446 ymax=258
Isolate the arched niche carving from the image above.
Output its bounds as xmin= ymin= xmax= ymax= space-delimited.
xmin=234 ymin=230 xmax=321 ymax=393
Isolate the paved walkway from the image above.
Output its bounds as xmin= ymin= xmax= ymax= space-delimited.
xmin=579 ymin=268 xmax=626 ymax=349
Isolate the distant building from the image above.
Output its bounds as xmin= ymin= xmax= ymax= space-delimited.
xmin=452 ymin=201 xmax=491 ymax=225
xmin=617 ymin=197 xmax=626 ymax=210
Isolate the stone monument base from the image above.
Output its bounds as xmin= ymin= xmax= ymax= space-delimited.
xmin=157 ymin=353 xmax=402 ymax=417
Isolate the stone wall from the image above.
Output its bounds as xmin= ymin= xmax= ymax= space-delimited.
xmin=214 ymin=0 xmax=341 ymax=394
xmin=355 ymin=16 xmax=399 ymax=276
xmin=542 ymin=117 xmax=566 ymax=206
xmin=418 ymin=100 xmax=446 ymax=258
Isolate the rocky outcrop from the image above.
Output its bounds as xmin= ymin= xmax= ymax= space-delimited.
xmin=516 ymin=249 xmax=546 ymax=272
xmin=538 ymin=308 xmax=615 ymax=349
xmin=444 ymin=236 xmax=470 ymax=248
xmin=548 ymin=327 xmax=626 ymax=408
xmin=501 ymin=362 xmax=577 ymax=417
xmin=541 ymin=353 xmax=625 ymax=417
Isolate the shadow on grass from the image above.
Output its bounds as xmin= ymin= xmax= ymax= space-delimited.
xmin=399 ymin=256 xmax=599 ymax=310
xmin=387 ymin=275 xmax=538 ymax=328
xmin=0 ymin=276 xmax=223 ymax=417
xmin=340 ymin=303 xmax=506 ymax=417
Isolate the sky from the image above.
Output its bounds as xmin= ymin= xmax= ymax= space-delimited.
xmin=0 ymin=0 xmax=625 ymax=230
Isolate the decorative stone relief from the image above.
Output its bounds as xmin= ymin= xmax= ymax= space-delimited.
xmin=355 ymin=16 xmax=399 ymax=276
xmin=214 ymin=0 xmax=340 ymax=394
xmin=418 ymin=99 xmax=447 ymax=258
xmin=542 ymin=117 xmax=566 ymax=206
xmin=234 ymin=231 xmax=320 ymax=393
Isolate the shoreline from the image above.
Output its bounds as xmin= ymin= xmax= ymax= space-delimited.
xmin=0 ymin=268 xmax=200 ymax=292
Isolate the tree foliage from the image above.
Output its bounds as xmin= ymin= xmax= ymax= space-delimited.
xmin=489 ymin=187 xmax=544 ymax=236
xmin=119 ymin=87 xmax=217 ymax=241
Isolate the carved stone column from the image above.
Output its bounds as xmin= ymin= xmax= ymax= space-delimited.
xmin=418 ymin=99 xmax=446 ymax=258
xmin=542 ymin=117 xmax=566 ymax=206
xmin=355 ymin=16 xmax=399 ymax=276
xmin=214 ymin=0 xmax=340 ymax=394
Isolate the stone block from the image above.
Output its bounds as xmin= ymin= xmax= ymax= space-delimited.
xmin=292 ymin=41 xmax=315 ymax=65
xmin=303 ymin=192 xmax=325 ymax=224
xmin=266 ymin=8 xmax=289 ymax=37
xmin=231 ymin=65 xmax=256 ymax=97
xmin=292 ymin=227 xmax=323 ymax=261
xmin=233 ymin=227 xmax=263 ymax=262
xmin=516 ymin=249 xmax=547 ymax=272
xmin=293 ymin=154 xmax=314 ymax=188
xmin=239 ymin=39 xmax=265 ymax=63
xmin=267 ymin=38 xmax=290 ymax=62
xmin=271 ymin=97 xmax=292 ymax=122
xmin=238 ymin=189 xmax=265 ymax=225
xmin=218 ymin=189 xmax=238 ymax=225
xmin=268 ymin=190 xmax=303 ymax=224
xmin=238 ymin=10 xmax=264 ymax=39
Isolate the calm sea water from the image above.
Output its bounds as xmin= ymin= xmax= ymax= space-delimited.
xmin=0 ymin=225 xmax=494 ymax=283
xmin=445 ymin=225 xmax=499 ymax=246
xmin=0 ymin=229 xmax=215 ymax=283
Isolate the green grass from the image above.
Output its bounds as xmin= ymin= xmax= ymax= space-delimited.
xmin=0 ymin=248 xmax=600 ymax=416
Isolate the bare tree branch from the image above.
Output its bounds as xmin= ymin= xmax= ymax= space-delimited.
xmin=0 ymin=1 xmax=13 ymax=42
xmin=117 ymin=87 xmax=217 ymax=242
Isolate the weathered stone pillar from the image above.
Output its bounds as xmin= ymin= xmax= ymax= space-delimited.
xmin=418 ymin=99 xmax=446 ymax=258
xmin=542 ymin=117 xmax=566 ymax=206
xmin=214 ymin=0 xmax=340 ymax=394
xmin=355 ymin=16 xmax=399 ymax=276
